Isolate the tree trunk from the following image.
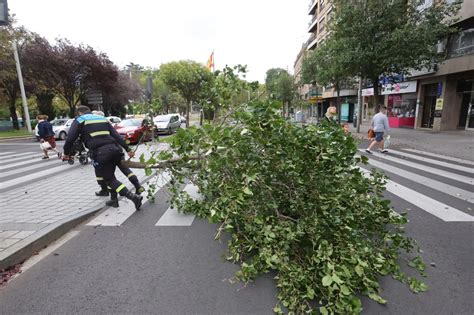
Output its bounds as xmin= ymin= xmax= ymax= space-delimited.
xmin=9 ymin=97 xmax=20 ymax=130
xmin=37 ymin=93 xmax=56 ymax=120
xmin=186 ymin=100 xmax=191 ymax=128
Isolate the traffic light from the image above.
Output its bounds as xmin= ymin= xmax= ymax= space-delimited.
xmin=0 ymin=0 xmax=8 ymax=26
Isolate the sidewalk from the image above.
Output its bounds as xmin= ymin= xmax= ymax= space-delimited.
xmin=349 ymin=123 xmax=474 ymax=161
xmin=0 ymin=143 xmax=169 ymax=270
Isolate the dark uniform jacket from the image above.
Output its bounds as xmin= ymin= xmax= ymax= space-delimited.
xmin=63 ymin=113 xmax=129 ymax=155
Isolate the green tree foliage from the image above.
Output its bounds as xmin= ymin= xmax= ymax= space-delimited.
xmin=159 ymin=60 xmax=214 ymax=126
xmin=302 ymin=37 xmax=352 ymax=116
xmin=265 ymin=68 xmax=296 ymax=117
xmin=330 ymin=0 xmax=461 ymax=103
xmin=22 ymin=35 xmax=59 ymax=120
xmin=0 ymin=21 xmax=31 ymax=129
xmin=143 ymin=100 xmax=426 ymax=314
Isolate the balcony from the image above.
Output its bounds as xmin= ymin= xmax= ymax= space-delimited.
xmin=308 ymin=14 xmax=318 ymax=33
xmin=307 ymin=33 xmax=318 ymax=51
xmin=308 ymin=0 xmax=318 ymax=15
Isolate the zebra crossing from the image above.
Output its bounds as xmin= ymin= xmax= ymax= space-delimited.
xmin=1 ymin=145 xmax=473 ymax=228
xmin=359 ymin=148 xmax=473 ymax=222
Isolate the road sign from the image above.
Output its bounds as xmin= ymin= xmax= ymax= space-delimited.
xmin=86 ymin=89 xmax=103 ymax=105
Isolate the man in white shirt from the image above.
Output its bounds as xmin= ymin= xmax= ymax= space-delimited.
xmin=366 ymin=105 xmax=390 ymax=154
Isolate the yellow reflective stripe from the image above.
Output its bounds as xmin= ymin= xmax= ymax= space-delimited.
xmin=127 ymin=173 xmax=135 ymax=178
xmin=90 ymin=131 xmax=110 ymax=137
xmin=96 ymin=177 xmax=104 ymax=180
xmin=116 ymin=184 xmax=126 ymax=193
xmin=84 ymin=119 xmax=108 ymax=125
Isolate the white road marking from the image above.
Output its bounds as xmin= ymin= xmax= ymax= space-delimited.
xmin=359 ymin=149 xmax=474 ymax=185
xmin=0 ymin=158 xmax=59 ymax=176
xmin=0 ymin=151 xmax=14 ymax=156
xmin=0 ymin=163 xmax=76 ymax=189
xmin=402 ymin=148 xmax=474 ymax=166
xmin=87 ymin=172 xmax=172 ymax=227
xmin=0 ymin=152 xmax=41 ymax=162
xmin=155 ymin=184 xmax=199 ymax=226
xmin=364 ymin=158 xmax=474 ymax=203
xmin=388 ymin=149 xmax=474 ymax=174
xmin=360 ymin=169 xmax=473 ymax=222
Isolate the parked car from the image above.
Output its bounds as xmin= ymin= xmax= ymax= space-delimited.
xmin=114 ymin=118 xmax=153 ymax=144
xmin=154 ymin=114 xmax=181 ymax=135
xmin=106 ymin=116 xmax=122 ymax=126
xmin=34 ymin=118 xmax=74 ymax=140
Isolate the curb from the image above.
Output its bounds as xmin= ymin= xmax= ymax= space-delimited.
xmin=0 ymin=205 xmax=103 ymax=270
xmin=0 ymin=170 xmax=163 ymax=270
xmin=0 ymin=136 xmax=35 ymax=142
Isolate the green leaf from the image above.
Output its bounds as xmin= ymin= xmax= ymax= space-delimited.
xmin=332 ymin=274 xmax=344 ymax=284
xmin=322 ymin=275 xmax=333 ymax=287
xmin=368 ymin=293 xmax=387 ymax=305
xmin=340 ymin=285 xmax=351 ymax=295
xmin=355 ymin=265 xmax=364 ymax=277
xmin=243 ymin=187 xmax=253 ymax=195
xmin=320 ymin=306 xmax=329 ymax=315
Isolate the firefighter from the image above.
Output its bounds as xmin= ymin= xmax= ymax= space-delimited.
xmin=91 ymin=110 xmax=144 ymax=199
xmin=62 ymin=106 xmax=143 ymax=210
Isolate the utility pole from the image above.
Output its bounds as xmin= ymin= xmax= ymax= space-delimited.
xmin=356 ymin=76 xmax=363 ymax=134
xmin=12 ymin=41 xmax=32 ymax=133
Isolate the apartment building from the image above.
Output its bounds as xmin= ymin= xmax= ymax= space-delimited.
xmin=294 ymin=0 xmax=358 ymax=122
xmin=408 ymin=0 xmax=474 ymax=131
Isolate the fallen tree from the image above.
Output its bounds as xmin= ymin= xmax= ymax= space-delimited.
xmin=137 ymin=100 xmax=427 ymax=314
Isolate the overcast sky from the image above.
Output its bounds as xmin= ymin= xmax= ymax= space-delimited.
xmin=10 ymin=0 xmax=310 ymax=83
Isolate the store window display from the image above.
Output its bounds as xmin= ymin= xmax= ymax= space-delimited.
xmin=387 ymin=94 xmax=416 ymax=128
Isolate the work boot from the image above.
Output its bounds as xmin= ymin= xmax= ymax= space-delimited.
xmin=95 ymin=189 xmax=109 ymax=197
xmin=126 ymin=192 xmax=143 ymax=211
xmin=136 ymin=185 xmax=145 ymax=194
xmin=106 ymin=194 xmax=119 ymax=208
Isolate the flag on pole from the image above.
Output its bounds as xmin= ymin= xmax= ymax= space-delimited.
xmin=206 ymin=51 xmax=215 ymax=71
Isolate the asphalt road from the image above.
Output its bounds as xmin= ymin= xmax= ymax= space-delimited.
xmin=0 ymin=140 xmax=472 ymax=314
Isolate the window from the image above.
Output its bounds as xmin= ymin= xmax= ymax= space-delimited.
xmin=448 ymin=28 xmax=474 ymax=58
xmin=319 ymin=0 xmax=325 ymax=11
xmin=417 ymin=0 xmax=433 ymax=11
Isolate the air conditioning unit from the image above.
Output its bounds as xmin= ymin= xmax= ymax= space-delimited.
xmin=437 ymin=39 xmax=447 ymax=54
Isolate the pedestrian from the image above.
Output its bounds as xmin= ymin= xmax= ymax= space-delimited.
xmin=91 ymin=110 xmax=144 ymax=199
xmin=61 ymin=106 xmax=143 ymax=210
xmin=36 ymin=115 xmax=59 ymax=159
xmin=365 ymin=105 xmax=390 ymax=154
xmin=320 ymin=105 xmax=338 ymax=124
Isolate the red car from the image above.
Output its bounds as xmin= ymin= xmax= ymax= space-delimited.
xmin=114 ymin=118 xmax=153 ymax=144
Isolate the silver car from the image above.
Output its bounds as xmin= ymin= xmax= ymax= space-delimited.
xmin=35 ymin=118 xmax=74 ymax=140
xmin=153 ymin=114 xmax=181 ymax=135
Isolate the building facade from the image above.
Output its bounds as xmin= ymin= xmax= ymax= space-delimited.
xmin=410 ymin=1 xmax=474 ymax=131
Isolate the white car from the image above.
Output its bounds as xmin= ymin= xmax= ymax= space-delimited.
xmin=106 ymin=116 xmax=122 ymax=126
xmin=35 ymin=118 xmax=74 ymax=140
xmin=153 ymin=114 xmax=181 ymax=135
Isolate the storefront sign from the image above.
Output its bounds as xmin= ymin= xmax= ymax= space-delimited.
xmin=362 ymin=88 xmax=374 ymax=96
xmin=435 ymin=98 xmax=444 ymax=110
xmin=437 ymin=82 xmax=443 ymax=97
xmin=382 ymin=81 xmax=417 ymax=95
